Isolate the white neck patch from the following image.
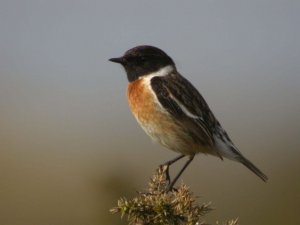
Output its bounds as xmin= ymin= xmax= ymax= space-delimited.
xmin=141 ymin=65 xmax=174 ymax=79
xmin=141 ymin=65 xmax=174 ymax=113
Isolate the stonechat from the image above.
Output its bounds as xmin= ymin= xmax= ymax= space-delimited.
xmin=109 ymin=45 xmax=267 ymax=190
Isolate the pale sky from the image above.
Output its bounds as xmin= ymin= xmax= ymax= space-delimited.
xmin=0 ymin=1 xmax=299 ymax=225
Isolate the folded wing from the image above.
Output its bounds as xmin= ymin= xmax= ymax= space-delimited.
xmin=150 ymin=73 xmax=219 ymax=148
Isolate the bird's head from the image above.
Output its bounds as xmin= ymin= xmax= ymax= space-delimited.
xmin=109 ymin=45 xmax=175 ymax=82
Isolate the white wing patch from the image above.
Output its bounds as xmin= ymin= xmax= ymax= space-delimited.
xmin=169 ymin=94 xmax=201 ymax=119
xmin=143 ymin=65 xmax=203 ymax=120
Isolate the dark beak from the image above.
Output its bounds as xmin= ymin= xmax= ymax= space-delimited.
xmin=109 ymin=57 xmax=125 ymax=64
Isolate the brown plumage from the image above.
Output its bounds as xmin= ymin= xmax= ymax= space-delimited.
xmin=110 ymin=45 xmax=268 ymax=190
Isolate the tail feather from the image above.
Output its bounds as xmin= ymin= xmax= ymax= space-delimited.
xmin=239 ymin=156 xmax=268 ymax=182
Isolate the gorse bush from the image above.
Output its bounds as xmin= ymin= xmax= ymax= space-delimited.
xmin=111 ymin=166 xmax=238 ymax=225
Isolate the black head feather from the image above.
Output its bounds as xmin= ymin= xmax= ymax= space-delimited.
xmin=109 ymin=45 xmax=175 ymax=82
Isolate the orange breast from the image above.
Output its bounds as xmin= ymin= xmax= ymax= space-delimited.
xmin=127 ymin=78 xmax=158 ymax=123
xmin=127 ymin=78 xmax=210 ymax=155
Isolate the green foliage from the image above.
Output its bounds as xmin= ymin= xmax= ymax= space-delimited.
xmin=111 ymin=166 xmax=238 ymax=225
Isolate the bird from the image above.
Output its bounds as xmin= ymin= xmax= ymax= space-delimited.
xmin=109 ymin=45 xmax=268 ymax=191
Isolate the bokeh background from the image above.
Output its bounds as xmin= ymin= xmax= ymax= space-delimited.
xmin=1 ymin=0 xmax=299 ymax=224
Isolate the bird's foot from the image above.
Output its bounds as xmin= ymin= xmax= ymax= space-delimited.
xmin=166 ymin=184 xmax=178 ymax=193
xmin=159 ymin=164 xmax=171 ymax=186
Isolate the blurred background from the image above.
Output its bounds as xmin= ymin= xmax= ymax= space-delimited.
xmin=0 ymin=0 xmax=299 ymax=224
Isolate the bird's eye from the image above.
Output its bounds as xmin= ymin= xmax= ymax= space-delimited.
xmin=138 ymin=56 xmax=147 ymax=63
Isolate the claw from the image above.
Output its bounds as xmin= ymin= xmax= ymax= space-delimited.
xmin=159 ymin=164 xmax=171 ymax=185
xmin=166 ymin=184 xmax=178 ymax=192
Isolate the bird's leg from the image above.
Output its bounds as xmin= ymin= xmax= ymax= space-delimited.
xmin=160 ymin=154 xmax=185 ymax=185
xmin=166 ymin=154 xmax=195 ymax=192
